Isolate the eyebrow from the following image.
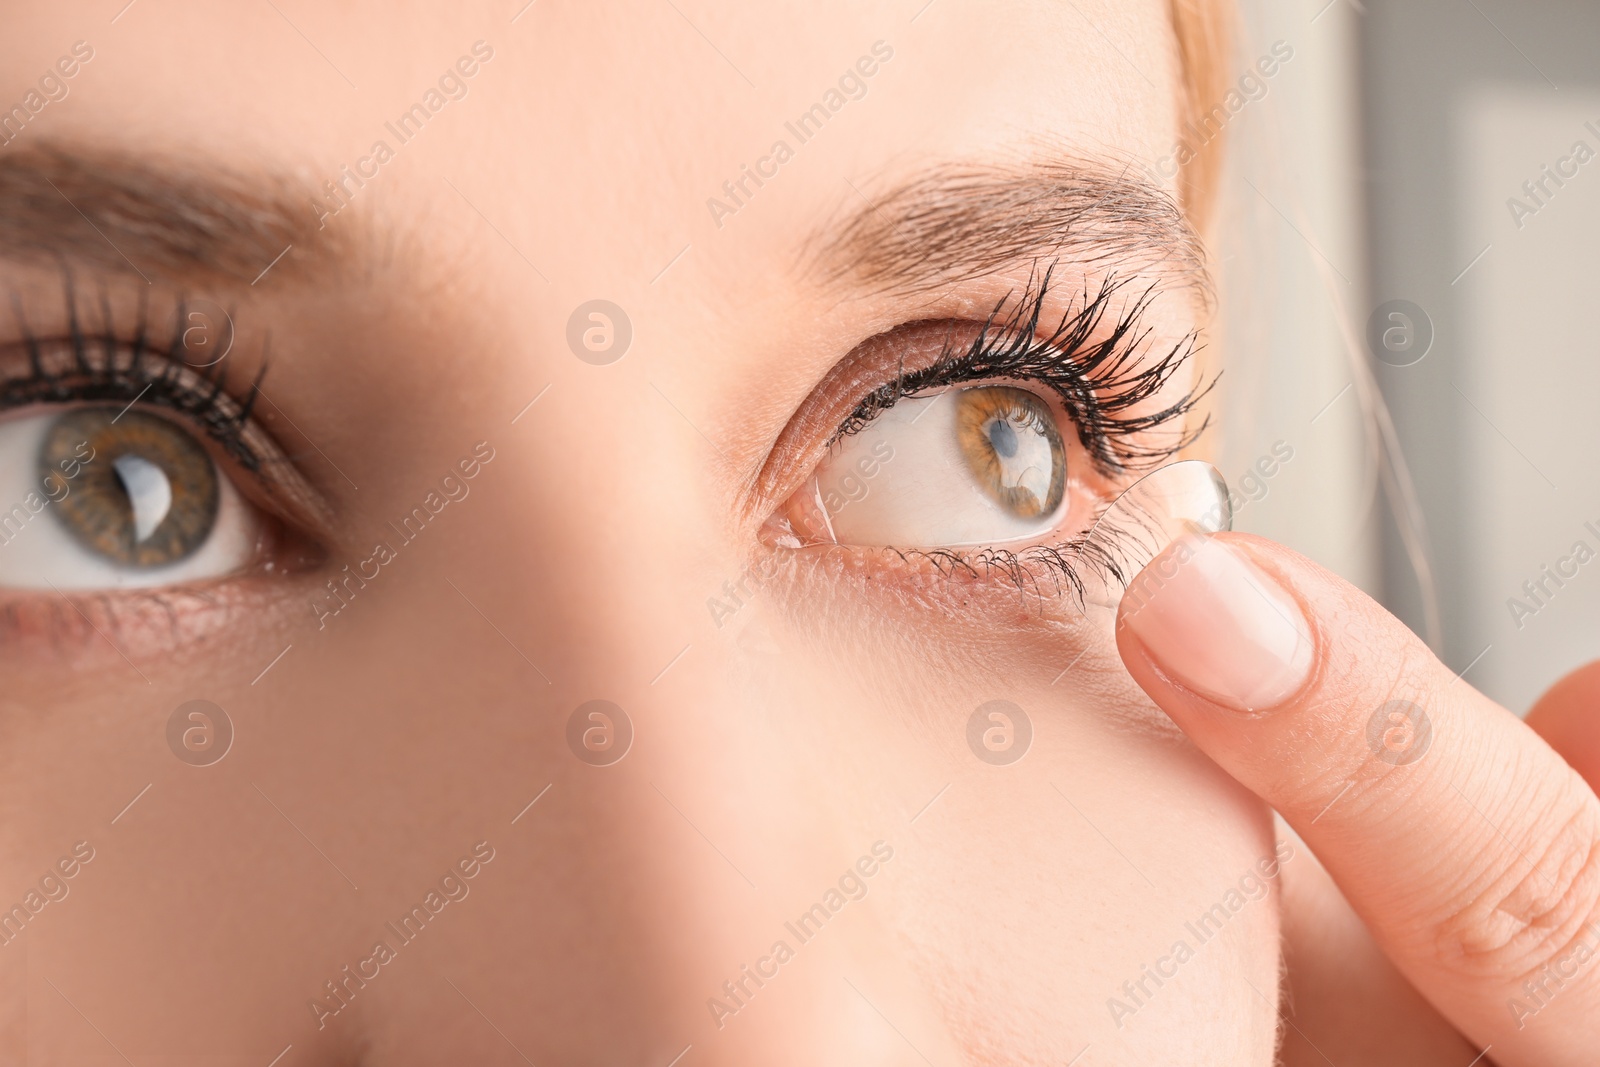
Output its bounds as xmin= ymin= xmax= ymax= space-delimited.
xmin=810 ymin=160 xmax=1211 ymax=306
xmin=0 ymin=146 xmax=338 ymax=288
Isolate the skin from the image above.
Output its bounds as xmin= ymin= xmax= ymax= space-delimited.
xmin=0 ymin=2 xmax=1285 ymax=1065
xmin=1119 ymin=534 xmax=1600 ymax=1066
xmin=7 ymin=2 xmax=1588 ymax=1064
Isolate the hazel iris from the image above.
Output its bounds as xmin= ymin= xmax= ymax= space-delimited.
xmin=952 ymin=386 xmax=1066 ymax=519
xmin=43 ymin=407 xmax=220 ymax=567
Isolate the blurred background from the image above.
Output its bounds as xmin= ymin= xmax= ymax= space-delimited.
xmin=1212 ymin=0 xmax=1599 ymax=713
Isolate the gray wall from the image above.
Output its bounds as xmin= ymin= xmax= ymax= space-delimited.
xmin=1363 ymin=0 xmax=1600 ymax=709
xmin=1214 ymin=0 xmax=1377 ymax=612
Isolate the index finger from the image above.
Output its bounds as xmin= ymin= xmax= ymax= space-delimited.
xmin=1114 ymin=532 xmax=1600 ymax=1067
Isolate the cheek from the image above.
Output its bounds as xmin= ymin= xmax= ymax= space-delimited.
xmin=887 ymin=733 xmax=1280 ymax=1056
xmin=753 ymin=586 xmax=1281 ymax=1060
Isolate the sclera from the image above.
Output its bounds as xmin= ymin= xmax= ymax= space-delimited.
xmin=797 ymin=390 xmax=1070 ymax=548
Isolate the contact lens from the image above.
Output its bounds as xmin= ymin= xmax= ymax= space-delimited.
xmin=1081 ymin=460 xmax=1232 ymax=610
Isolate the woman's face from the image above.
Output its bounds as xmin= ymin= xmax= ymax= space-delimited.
xmin=0 ymin=2 xmax=1282 ymax=1063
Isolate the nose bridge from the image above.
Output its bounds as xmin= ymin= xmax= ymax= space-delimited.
xmin=484 ymin=386 xmax=966 ymax=1061
xmin=550 ymin=645 xmax=964 ymax=1065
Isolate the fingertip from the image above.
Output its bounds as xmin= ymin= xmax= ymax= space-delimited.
xmin=1114 ymin=532 xmax=1316 ymax=714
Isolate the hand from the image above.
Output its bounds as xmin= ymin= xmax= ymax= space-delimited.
xmin=1114 ymin=532 xmax=1600 ymax=1067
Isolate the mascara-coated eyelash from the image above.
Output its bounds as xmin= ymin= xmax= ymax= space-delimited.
xmin=6 ymin=282 xmax=264 ymax=467
xmin=1 ymin=279 xmax=332 ymax=532
xmin=836 ymin=265 xmax=1211 ymax=475
xmin=792 ymin=266 xmax=1213 ymax=606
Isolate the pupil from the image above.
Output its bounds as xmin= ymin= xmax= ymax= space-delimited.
xmin=987 ymin=418 xmax=1019 ymax=458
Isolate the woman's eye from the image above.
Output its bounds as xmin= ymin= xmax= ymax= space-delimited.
xmin=0 ymin=405 xmax=260 ymax=589
xmin=782 ymin=384 xmax=1076 ymax=548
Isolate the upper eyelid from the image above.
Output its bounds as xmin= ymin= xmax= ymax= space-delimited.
xmin=833 ymin=270 xmax=1210 ymax=474
xmin=0 ymin=331 xmax=335 ymax=538
xmin=744 ymin=267 xmax=1206 ymax=527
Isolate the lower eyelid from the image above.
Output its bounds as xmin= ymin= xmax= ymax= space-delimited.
xmin=745 ymin=542 xmax=1117 ymax=687
xmin=762 ymin=532 xmax=1114 ymax=609
xmin=746 ymin=542 xmax=1181 ymax=744
xmin=0 ymin=575 xmax=308 ymax=672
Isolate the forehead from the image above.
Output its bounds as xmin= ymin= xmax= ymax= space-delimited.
xmin=0 ymin=1 xmax=1183 ymax=275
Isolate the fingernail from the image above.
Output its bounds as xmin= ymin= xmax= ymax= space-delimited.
xmin=1119 ymin=536 xmax=1314 ymax=711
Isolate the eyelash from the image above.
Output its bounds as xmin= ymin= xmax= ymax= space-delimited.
xmin=0 ymin=274 xmax=334 ymax=556
xmin=826 ymin=266 xmax=1210 ymax=602
xmin=837 ymin=265 xmax=1209 ymax=475
xmin=5 ymin=273 xmax=1194 ymax=606
xmin=2 ymin=278 xmax=272 ymax=476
